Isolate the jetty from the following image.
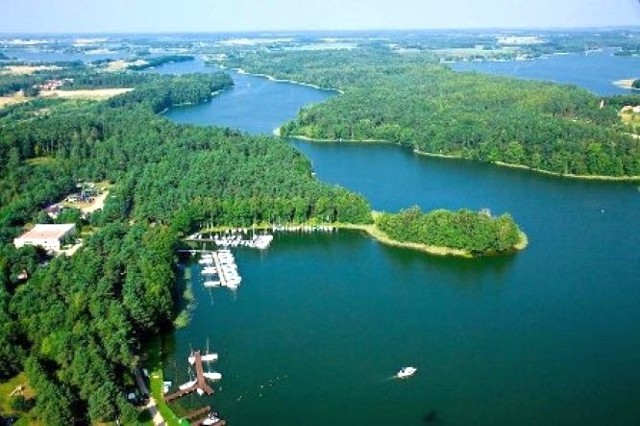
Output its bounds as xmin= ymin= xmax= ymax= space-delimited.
xmin=184 ymin=406 xmax=211 ymax=422
xmin=199 ymin=249 xmax=241 ymax=289
xmin=164 ymin=350 xmax=214 ymax=402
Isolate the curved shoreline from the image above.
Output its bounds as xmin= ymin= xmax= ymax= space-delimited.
xmin=336 ymin=219 xmax=528 ymax=258
xmin=198 ymin=218 xmax=528 ymax=258
xmin=222 ymin=65 xmax=345 ymax=94
xmin=285 ymin=134 xmax=640 ymax=181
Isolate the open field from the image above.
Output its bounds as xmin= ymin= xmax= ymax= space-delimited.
xmin=1 ymin=88 xmax=133 ymax=109
xmin=0 ymin=91 xmax=27 ymax=108
xmin=40 ymin=88 xmax=133 ymax=100
xmin=0 ymin=65 xmax=62 ymax=75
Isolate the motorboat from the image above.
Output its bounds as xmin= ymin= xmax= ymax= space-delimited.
xmin=396 ymin=366 xmax=417 ymax=379
xmin=204 ymin=280 xmax=221 ymax=288
xmin=203 ymin=371 xmax=222 ymax=381
xmin=202 ymin=414 xmax=222 ymax=425
xmin=178 ymin=379 xmax=197 ymax=390
xmin=254 ymin=234 xmax=274 ymax=249
xmin=201 ymin=353 xmax=218 ymax=362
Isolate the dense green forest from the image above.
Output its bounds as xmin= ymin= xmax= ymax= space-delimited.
xmin=0 ymin=69 xmax=372 ymax=424
xmin=223 ymin=50 xmax=640 ymax=178
xmin=376 ymin=207 xmax=522 ymax=254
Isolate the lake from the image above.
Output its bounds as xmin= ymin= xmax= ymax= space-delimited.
xmin=162 ymin=57 xmax=640 ymax=425
xmin=450 ymin=50 xmax=640 ymax=96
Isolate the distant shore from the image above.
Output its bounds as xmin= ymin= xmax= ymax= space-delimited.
xmin=613 ymin=78 xmax=639 ymax=91
xmin=228 ymin=67 xmax=345 ymax=94
xmin=282 ymin=133 xmax=640 ymax=181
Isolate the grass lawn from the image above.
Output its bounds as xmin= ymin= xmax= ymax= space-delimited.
xmin=145 ymin=335 xmax=185 ymax=426
xmin=0 ymin=373 xmax=40 ymax=425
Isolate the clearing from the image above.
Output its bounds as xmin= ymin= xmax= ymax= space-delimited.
xmin=40 ymin=88 xmax=133 ymax=100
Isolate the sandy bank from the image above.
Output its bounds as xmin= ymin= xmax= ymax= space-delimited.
xmin=613 ymin=78 xmax=639 ymax=90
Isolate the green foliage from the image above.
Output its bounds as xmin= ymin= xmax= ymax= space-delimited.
xmin=229 ymin=50 xmax=640 ymax=177
xmin=9 ymin=394 xmax=33 ymax=412
xmin=126 ymin=55 xmax=195 ymax=71
xmin=377 ymin=206 xmax=522 ymax=253
xmin=25 ymin=356 xmax=76 ymax=426
xmin=0 ymin=66 xmax=373 ymax=423
xmin=632 ymin=79 xmax=640 ymax=89
xmin=105 ymin=72 xmax=233 ymax=113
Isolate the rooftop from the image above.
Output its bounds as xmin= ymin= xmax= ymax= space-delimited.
xmin=17 ymin=223 xmax=75 ymax=240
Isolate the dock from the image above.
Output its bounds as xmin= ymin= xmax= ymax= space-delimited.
xmin=164 ymin=350 xmax=214 ymax=402
xmin=184 ymin=406 xmax=211 ymax=422
xmin=186 ymin=406 xmax=227 ymax=425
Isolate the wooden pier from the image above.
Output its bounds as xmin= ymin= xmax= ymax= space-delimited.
xmin=184 ymin=406 xmax=211 ymax=421
xmin=164 ymin=350 xmax=214 ymax=402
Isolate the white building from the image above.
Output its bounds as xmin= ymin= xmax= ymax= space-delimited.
xmin=13 ymin=224 xmax=76 ymax=252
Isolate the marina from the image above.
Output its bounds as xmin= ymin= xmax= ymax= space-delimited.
xmin=200 ymin=249 xmax=243 ymax=290
xmin=186 ymin=224 xmax=336 ymax=249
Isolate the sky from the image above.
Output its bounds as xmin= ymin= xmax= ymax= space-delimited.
xmin=1 ymin=0 xmax=639 ymax=33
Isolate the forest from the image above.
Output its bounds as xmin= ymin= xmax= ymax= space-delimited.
xmin=223 ymin=49 xmax=640 ymax=178
xmin=0 ymin=69 xmax=372 ymax=424
xmin=376 ymin=207 xmax=523 ymax=254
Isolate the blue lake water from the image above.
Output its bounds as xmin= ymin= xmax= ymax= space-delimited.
xmin=160 ymin=57 xmax=640 ymax=425
xmin=451 ymin=50 xmax=640 ymax=96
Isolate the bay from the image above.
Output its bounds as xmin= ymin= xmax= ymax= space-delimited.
xmin=161 ymin=56 xmax=640 ymax=425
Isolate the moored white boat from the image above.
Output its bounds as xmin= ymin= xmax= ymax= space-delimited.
xmin=203 ymin=371 xmax=222 ymax=381
xmin=179 ymin=379 xmax=197 ymax=390
xmin=201 ymin=353 xmax=218 ymax=362
xmin=202 ymin=414 xmax=222 ymax=425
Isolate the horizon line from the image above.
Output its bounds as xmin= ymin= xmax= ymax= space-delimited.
xmin=1 ymin=24 xmax=640 ymax=36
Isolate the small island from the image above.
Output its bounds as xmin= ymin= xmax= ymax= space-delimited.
xmin=363 ymin=207 xmax=526 ymax=257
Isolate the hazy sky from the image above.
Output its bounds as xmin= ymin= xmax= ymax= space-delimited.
xmin=2 ymin=0 xmax=639 ymax=33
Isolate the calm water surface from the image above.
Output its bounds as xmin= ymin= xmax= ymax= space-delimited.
xmin=162 ymin=58 xmax=640 ymax=425
xmin=451 ymin=50 xmax=640 ymax=96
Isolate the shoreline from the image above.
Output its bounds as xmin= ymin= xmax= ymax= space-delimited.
xmin=229 ymin=66 xmax=345 ymax=94
xmin=197 ymin=217 xmax=528 ymax=258
xmin=335 ymin=219 xmax=528 ymax=258
xmin=285 ymin=134 xmax=640 ymax=181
